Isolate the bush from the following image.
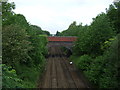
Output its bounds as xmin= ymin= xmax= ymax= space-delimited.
xmin=71 ymin=55 xmax=92 ymax=71
xmin=98 ymin=34 xmax=120 ymax=88
xmin=2 ymin=64 xmax=23 ymax=88
xmin=2 ymin=24 xmax=32 ymax=67
xmin=77 ymin=55 xmax=92 ymax=71
xmin=73 ymin=34 xmax=119 ymax=88
xmin=2 ymin=24 xmax=48 ymax=88
xmin=99 ymin=66 xmax=118 ymax=88
xmin=27 ymin=28 xmax=48 ymax=66
xmin=74 ymin=13 xmax=115 ymax=56
xmin=84 ymin=56 xmax=104 ymax=86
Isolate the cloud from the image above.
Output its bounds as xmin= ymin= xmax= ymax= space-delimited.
xmin=113 ymin=0 xmax=120 ymax=2
xmin=9 ymin=0 xmax=113 ymax=34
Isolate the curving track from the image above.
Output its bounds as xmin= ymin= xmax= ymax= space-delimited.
xmin=38 ymin=47 xmax=90 ymax=88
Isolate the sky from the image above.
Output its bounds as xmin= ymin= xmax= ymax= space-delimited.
xmin=9 ymin=0 xmax=114 ymax=34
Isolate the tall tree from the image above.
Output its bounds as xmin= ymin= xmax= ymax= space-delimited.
xmin=55 ymin=31 xmax=61 ymax=36
xmin=107 ymin=1 xmax=120 ymax=33
xmin=2 ymin=1 xmax=15 ymax=26
xmin=74 ymin=13 xmax=115 ymax=56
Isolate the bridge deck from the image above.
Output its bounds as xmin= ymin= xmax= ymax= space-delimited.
xmin=47 ymin=36 xmax=77 ymax=42
xmin=47 ymin=36 xmax=77 ymax=48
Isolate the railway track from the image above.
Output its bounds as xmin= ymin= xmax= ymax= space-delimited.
xmin=38 ymin=47 xmax=90 ymax=88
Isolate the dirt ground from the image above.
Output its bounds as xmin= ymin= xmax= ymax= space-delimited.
xmin=38 ymin=47 xmax=91 ymax=88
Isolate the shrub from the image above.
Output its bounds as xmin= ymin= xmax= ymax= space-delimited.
xmin=2 ymin=24 xmax=32 ymax=67
xmin=84 ymin=56 xmax=104 ymax=86
xmin=76 ymin=55 xmax=92 ymax=71
xmin=2 ymin=64 xmax=23 ymax=88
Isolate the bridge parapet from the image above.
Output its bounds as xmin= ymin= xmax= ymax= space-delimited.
xmin=47 ymin=36 xmax=77 ymax=49
xmin=48 ymin=36 xmax=77 ymax=42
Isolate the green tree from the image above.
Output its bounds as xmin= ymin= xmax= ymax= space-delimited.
xmin=27 ymin=25 xmax=48 ymax=65
xmin=2 ymin=1 xmax=49 ymax=88
xmin=2 ymin=24 xmax=32 ymax=68
xmin=61 ymin=22 xmax=86 ymax=36
xmin=43 ymin=30 xmax=50 ymax=36
xmin=3 ymin=14 xmax=30 ymax=32
xmin=107 ymin=1 xmax=120 ymax=33
xmin=74 ymin=13 xmax=115 ymax=56
xmin=2 ymin=1 xmax=15 ymax=26
xmin=55 ymin=31 xmax=61 ymax=36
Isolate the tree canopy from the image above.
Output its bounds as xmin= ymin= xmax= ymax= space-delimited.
xmin=2 ymin=1 xmax=49 ymax=88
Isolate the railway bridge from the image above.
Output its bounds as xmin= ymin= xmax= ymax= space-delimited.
xmin=47 ymin=36 xmax=77 ymax=57
xmin=47 ymin=36 xmax=77 ymax=49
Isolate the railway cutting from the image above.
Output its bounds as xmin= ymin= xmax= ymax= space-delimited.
xmin=38 ymin=46 xmax=91 ymax=88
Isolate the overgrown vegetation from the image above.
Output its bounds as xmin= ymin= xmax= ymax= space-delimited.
xmin=59 ymin=1 xmax=120 ymax=88
xmin=2 ymin=0 xmax=120 ymax=88
xmin=2 ymin=1 xmax=49 ymax=88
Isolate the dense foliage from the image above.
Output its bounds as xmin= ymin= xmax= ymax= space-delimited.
xmin=61 ymin=1 xmax=120 ymax=88
xmin=2 ymin=64 xmax=23 ymax=88
xmin=2 ymin=1 xmax=49 ymax=88
xmin=107 ymin=1 xmax=120 ymax=34
xmin=59 ymin=22 xmax=84 ymax=36
xmin=2 ymin=0 xmax=120 ymax=88
xmin=75 ymin=13 xmax=115 ymax=56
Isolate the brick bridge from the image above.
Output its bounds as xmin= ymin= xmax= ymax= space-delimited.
xmin=47 ymin=36 xmax=77 ymax=50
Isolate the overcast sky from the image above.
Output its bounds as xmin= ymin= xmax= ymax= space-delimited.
xmin=9 ymin=0 xmax=113 ymax=34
